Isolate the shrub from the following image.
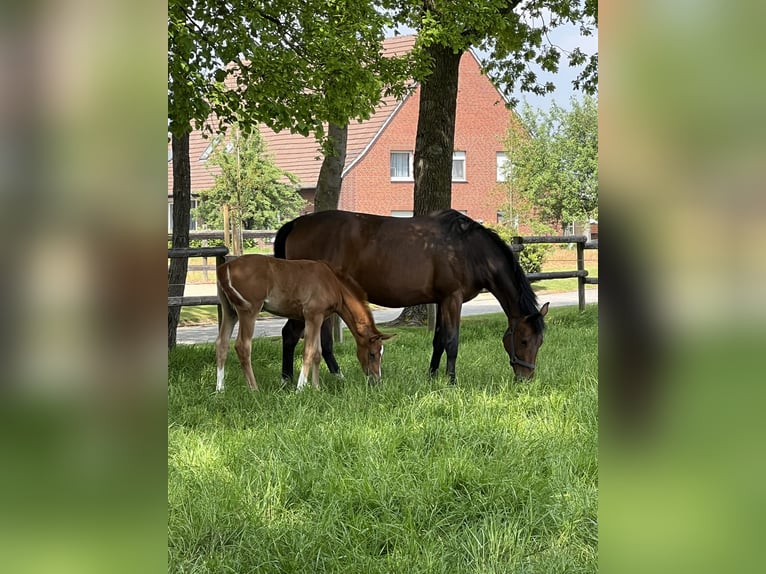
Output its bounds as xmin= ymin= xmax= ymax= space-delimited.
xmin=486 ymin=223 xmax=551 ymax=275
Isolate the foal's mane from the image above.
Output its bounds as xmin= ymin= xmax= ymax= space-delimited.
xmin=321 ymin=261 xmax=374 ymax=319
xmin=433 ymin=209 xmax=544 ymax=332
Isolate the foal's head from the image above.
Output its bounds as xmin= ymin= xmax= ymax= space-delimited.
xmin=503 ymin=302 xmax=549 ymax=380
xmin=356 ymin=333 xmax=395 ymax=383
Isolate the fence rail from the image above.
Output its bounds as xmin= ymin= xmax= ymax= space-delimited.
xmin=168 ymin=246 xmax=229 ymax=326
xmin=167 ymin=235 xmax=598 ymax=329
xmin=167 ymin=230 xmax=276 ymax=242
xmin=512 ymin=235 xmax=598 ymax=311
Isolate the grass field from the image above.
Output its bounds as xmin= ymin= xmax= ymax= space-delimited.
xmin=168 ymin=305 xmax=598 ymax=573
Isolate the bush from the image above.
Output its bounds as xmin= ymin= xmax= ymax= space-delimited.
xmin=516 ymin=245 xmax=547 ymax=274
xmin=486 ymin=223 xmax=550 ymax=275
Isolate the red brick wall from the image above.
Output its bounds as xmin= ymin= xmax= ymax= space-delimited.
xmin=342 ymin=51 xmax=514 ymax=224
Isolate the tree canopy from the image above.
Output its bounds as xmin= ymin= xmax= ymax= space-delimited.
xmin=168 ymin=0 xmax=411 ymax=141
xmin=504 ymin=94 xmax=598 ymax=228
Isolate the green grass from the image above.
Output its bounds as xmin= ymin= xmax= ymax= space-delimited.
xmin=168 ymin=305 xmax=598 ymax=573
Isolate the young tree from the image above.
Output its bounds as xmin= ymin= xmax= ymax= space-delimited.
xmin=194 ymin=127 xmax=305 ymax=253
xmin=505 ymin=95 xmax=598 ymax=230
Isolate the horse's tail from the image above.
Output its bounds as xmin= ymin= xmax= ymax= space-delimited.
xmin=273 ymin=217 xmax=296 ymax=259
xmin=216 ymin=262 xmax=252 ymax=311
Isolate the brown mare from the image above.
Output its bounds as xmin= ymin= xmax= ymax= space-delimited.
xmin=215 ymin=254 xmax=394 ymax=391
xmin=274 ymin=209 xmax=549 ymax=384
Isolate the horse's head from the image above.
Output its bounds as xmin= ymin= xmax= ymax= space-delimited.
xmin=356 ymin=332 xmax=396 ymax=383
xmin=503 ymin=302 xmax=549 ymax=380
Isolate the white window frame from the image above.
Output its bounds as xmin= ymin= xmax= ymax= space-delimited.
xmin=168 ymin=198 xmax=199 ymax=231
xmin=452 ymin=151 xmax=466 ymax=182
xmin=199 ymin=136 xmax=221 ymax=161
xmin=390 ymin=151 xmax=413 ymax=181
xmin=496 ymin=152 xmax=510 ymax=182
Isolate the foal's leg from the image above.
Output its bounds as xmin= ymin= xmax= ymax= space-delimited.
xmin=215 ymin=303 xmax=238 ymax=392
xmin=320 ymin=317 xmax=342 ymax=378
xmin=297 ymin=316 xmax=322 ymax=391
xmin=234 ymin=308 xmax=259 ymax=390
xmin=429 ymin=307 xmax=446 ymax=377
xmin=281 ymin=319 xmax=305 ymax=382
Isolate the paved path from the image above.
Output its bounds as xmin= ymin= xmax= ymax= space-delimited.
xmin=177 ymin=286 xmax=598 ymax=345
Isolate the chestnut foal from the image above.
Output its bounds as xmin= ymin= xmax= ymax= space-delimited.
xmin=215 ymin=254 xmax=394 ymax=391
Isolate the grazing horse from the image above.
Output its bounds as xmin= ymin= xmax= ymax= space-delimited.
xmin=274 ymin=209 xmax=549 ymax=384
xmin=215 ymin=254 xmax=394 ymax=391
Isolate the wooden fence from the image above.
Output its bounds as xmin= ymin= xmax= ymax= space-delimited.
xmin=167 ymin=234 xmax=598 ymax=329
xmin=511 ymin=235 xmax=598 ymax=312
xmin=168 ymin=246 xmax=229 ymax=325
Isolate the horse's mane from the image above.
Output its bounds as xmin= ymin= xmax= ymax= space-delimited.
xmin=432 ymin=209 xmax=544 ymax=332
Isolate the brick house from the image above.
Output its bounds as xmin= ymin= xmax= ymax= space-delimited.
xmin=168 ymin=35 xmax=517 ymax=229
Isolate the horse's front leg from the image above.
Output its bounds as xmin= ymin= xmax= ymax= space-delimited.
xmin=440 ymin=294 xmax=463 ymax=385
xmin=281 ymin=319 xmax=305 ymax=382
xmin=429 ymin=306 xmax=445 ymax=377
xmin=214 ymin=299 xmax=238 ymax=392
xmin=320 ymin=317 xmax=342 ymax=378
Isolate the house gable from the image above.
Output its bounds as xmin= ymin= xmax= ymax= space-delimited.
xmin=341 ymin=47 xmax=514 ymax=223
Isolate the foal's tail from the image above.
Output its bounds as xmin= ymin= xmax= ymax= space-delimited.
xmin=216 ymin=263 xmax=252 ymax=312
xmin=273 ymin=217 xmax=296 ymax=259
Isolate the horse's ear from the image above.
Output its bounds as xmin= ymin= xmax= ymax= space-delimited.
xmin=539 ymin=302 xmax=550 ymax=317
xmin=373 ymin=333 xmax=396 ymax=342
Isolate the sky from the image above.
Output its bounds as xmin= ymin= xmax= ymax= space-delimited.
xmin=499 ymin=22 xmax=598 ymax=112
xmin=391 ymin=16 xmax=598 ymax=113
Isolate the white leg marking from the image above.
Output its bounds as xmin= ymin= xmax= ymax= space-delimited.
xmin=227 ymin=267 xmax=250 ymax=307
xmin=297 ymin=366 xmax=308 ymax=391
xmin=379 ymin=345 xmax=384 ymax=378
xmin=216 ymin=366 xmax=225 ymax=392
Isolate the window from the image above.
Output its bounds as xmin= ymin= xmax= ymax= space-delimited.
xmin=391 ymin=210 xmax=413 ymax=218
xmin=496 ymin=152 xmax=510 ymax=182
xmin=452 ymin=151 xmax=466 ymax=181
xmin=199 ymin=136 xmax=221 ymax=161
xmin=390 ymin=151 xmax=412 ymax=181
xmin=168 ymin=198 xmax=199 ymax=231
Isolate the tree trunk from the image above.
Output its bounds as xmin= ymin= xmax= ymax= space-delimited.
xmin=393 ymin=44 xmax=463 ymax=326
xmin=168 ymin=132 xmax=191 ymax=349
xmin=413 ymin=44 xmax=462 ymax=215
xmin=314 ymin=122 xmax=348 ymax=340
xmin=314 ymin=122 xmax=348 ymax=212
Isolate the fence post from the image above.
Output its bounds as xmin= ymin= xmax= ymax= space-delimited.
xmin=511 ymin=235 xmax=524 ymax=255
xmin=332 ymin=315 xmax=343 ymax=343
xmin=427 ymin=304 xmax=437 ymax=331
xmin=576 ymin=239 xmax=585 ymax=312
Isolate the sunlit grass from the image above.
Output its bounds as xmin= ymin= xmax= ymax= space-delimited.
xmin=169 ymin=305 xmax=598 ymax=573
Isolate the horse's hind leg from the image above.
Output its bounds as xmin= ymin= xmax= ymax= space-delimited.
xmin=234 ymin=308 xmax=259 ymax=390
xmin=215 ymin=301 xmax=238 ymax=392
xmin=281 ymin=319 xmax=305 ymax=382
xmin=321 ymin=317 xmax=342 ymax=378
